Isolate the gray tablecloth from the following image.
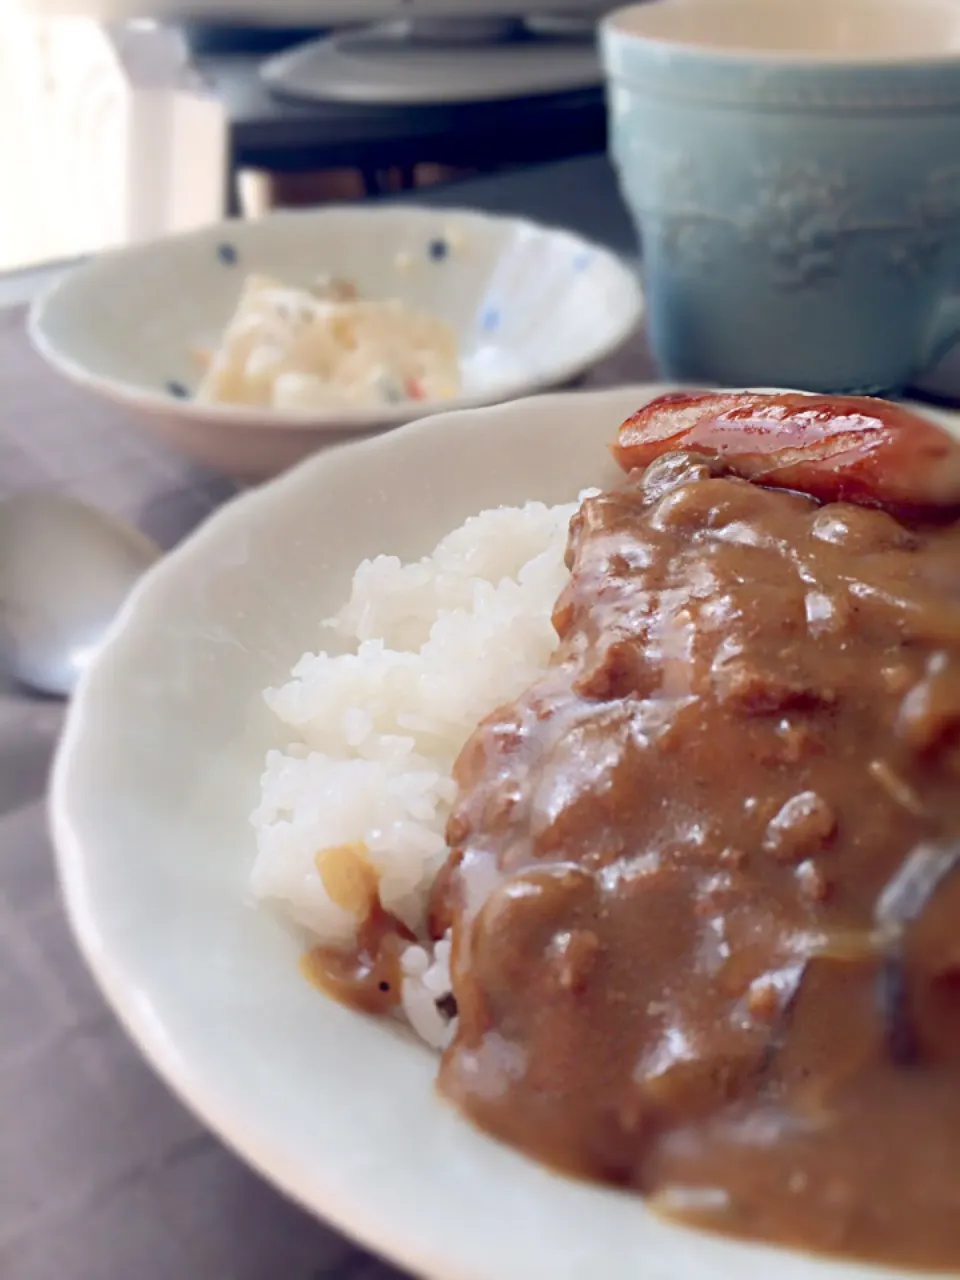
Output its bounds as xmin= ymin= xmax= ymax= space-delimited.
xmin=0 ymin=297 xmax=657 ymax=1280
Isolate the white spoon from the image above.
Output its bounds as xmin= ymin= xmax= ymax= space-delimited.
xmin=0 ymin=493 xmax=160 ymax=697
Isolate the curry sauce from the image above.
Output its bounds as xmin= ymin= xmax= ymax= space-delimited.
xmin=431 ymin=398 xmax=960 ymax=1270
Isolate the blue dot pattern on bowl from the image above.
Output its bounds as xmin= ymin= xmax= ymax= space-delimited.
xmin=217 ymin=242 xmax=239 ymax=265
xmin=428 ymin=238 xmax=448 ymax=262
xmin=166 ymin=379 xmax=189 ymax=399
xmin=573 ymin=250 xmax=593 ymax=272
xmin=480 ymin=304 xmax=501 ymax=334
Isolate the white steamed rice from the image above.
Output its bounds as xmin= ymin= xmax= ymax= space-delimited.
xmin=250 ymin=494 xmax=590 ymax=1046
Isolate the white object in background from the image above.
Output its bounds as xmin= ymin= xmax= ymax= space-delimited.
xmin=109 ymin=23 xmax=227 ymax=245
xmin=260 ymin=19 xmax=603 ymax=105
xmin=0 ymin=13 xmax=225 ymax=268
xmin=29 ymin=204 xmax=644 ymax=480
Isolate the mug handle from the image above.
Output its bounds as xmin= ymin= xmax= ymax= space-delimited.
xmin=924 ymin=294 xmax=960 ymax=370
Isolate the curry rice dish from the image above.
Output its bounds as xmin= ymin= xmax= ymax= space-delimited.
xmin=253 ymin=391 xmax=960 ymax=1272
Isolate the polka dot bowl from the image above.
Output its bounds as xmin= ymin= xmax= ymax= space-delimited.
xmin=29 ymin=205 xmax=643 ymax=481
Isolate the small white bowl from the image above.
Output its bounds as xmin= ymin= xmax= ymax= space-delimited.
xmin=51 ymin=385 xmax=960 ymax=1280
xmin=29 ymin=206 xmax=643 ymax=481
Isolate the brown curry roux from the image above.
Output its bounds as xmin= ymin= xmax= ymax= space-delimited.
xmin=431 ymin=396 xmax=960 ymax=1270
xmin=311 ymin=393 xmax=960 ymax=1270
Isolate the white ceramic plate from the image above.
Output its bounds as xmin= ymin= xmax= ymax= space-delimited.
xmin=51 ymin=386 xmax=960 ymax=1280
xmin=28 ymin=206 xmax=643 ymax=481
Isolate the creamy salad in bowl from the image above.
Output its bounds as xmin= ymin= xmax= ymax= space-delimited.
xmin=195 ymin=274 xmax=462 ymax=411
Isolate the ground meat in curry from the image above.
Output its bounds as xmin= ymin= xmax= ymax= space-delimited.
xmin=430 ymin=394 xmax=960 ymax=1271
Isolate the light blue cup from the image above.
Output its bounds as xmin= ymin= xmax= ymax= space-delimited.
xmin=602 ymin=0 xmax=960 ymax=394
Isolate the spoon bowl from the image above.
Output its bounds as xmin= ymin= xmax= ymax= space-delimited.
xmin=0 ymin=494 xmax=160 ymax=697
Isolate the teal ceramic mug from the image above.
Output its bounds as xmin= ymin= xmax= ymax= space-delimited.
xmin=602 ymin=0 xmax=960 ymax=394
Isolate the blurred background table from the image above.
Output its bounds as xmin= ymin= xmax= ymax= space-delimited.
xmin=184 ymin=21 xmax=607 ymax=209
xmin=197 ymin=53 xmax=606 ymax=210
